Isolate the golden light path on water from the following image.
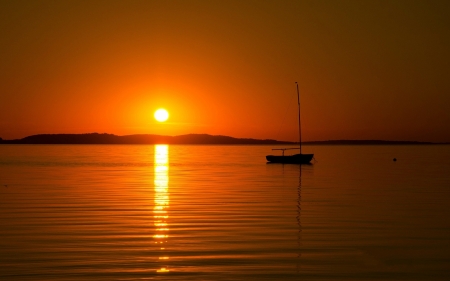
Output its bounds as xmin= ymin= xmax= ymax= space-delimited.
xmin=153 ymin=145 xmax=169 ymax=273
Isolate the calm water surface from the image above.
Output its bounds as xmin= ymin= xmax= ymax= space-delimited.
xmin=0 ymin=144 xmax=449 ymax=280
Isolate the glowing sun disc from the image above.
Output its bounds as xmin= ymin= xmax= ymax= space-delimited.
xmin=154 ymin=109 xmax=169 ymax=122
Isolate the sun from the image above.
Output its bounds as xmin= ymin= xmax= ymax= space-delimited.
xmin=154 ymin=108 xmax=169 ymax=122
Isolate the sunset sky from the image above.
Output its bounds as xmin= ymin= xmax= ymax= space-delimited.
xmin=1 ymin=0 xmax=449 ymax=142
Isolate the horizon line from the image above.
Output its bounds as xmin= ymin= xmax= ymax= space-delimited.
xmin=0 ymin=132 xmax=447 ymax=144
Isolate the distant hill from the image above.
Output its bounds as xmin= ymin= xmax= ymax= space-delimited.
xmin=0 ymin=133 xmax=294 ymax=145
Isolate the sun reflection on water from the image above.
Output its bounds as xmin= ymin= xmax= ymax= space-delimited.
xmin=154 ymin=145 xmax=170 ymax=273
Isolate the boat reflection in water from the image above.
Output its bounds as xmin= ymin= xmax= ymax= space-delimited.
xmin=153 ymin=145 xmax=170 ymax=273
xmin=296 ymin=164 xmax=303 ymax=273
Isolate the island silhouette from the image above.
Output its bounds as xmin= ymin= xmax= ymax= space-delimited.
xmin=0 ymin=133 xmax=438 ymax=145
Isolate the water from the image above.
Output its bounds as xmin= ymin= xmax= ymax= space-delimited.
xmin=1 ymin=144 xmax=449 ymax=280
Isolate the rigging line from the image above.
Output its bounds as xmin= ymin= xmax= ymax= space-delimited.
xmin=274 ymin=90 xmax=297 ymax=142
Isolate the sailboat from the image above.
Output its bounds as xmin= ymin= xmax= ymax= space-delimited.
xmin=266 ymin=82 xmax=314 ymax=164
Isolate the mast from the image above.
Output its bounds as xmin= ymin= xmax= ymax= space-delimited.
xmin=296 ymin=82 xmax=302 ymax=154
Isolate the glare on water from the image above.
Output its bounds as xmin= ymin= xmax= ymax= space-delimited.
xmin=154 ymin=145 xmax=170 ymax=273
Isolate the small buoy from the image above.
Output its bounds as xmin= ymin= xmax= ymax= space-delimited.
xmin=393 ymin=158 xmax=397 ymax=162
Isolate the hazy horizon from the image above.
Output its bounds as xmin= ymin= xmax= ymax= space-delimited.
xmin=1 ymin=131 xmax=445 ymax=144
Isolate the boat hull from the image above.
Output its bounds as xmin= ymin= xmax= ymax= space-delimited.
xmin=266 ymin=153 xmax=314 ymax=164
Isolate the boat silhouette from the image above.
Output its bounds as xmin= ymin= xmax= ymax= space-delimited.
xmin=266 ymin=82 xmax=314 ymax=164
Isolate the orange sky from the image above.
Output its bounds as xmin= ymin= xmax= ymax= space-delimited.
xmin=1 ymin=0 xmax=450 ymax=142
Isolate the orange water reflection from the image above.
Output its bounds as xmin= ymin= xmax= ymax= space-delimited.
xmin=153 ymin=145 xmax=170 ymax=273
